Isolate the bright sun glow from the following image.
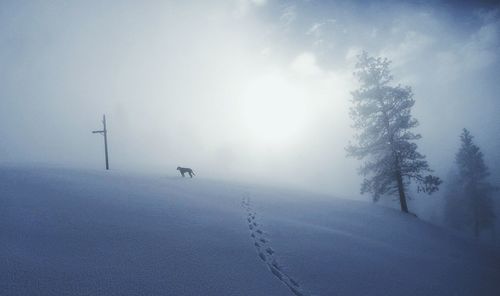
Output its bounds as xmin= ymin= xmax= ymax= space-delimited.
xmin=240 ymin=71 xmax=310 ymax=147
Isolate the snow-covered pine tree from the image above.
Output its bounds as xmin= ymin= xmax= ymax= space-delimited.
xmin=445 ymin=129 xmax=496 ymax=238
xmin=347 ymin=51 xmax=441 ymax=213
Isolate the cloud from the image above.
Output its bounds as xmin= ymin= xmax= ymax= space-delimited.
xmin=280 ymin=4 xmax=297 ymax=29
xmin=251 ymin=0 xmax=267 ymax=6
xmin=290 ymin=52 xmax=322 ymax=76
xmin=461 ymin=16 xmax=500 ymax=69
xmin=436 ymin=10 xmax=500 ymax=82
xmin=307 ymin=22 xmax=323 ymax=37
xmin=380 ymin=30 xmax=435 ymax=68
xmin=233 ymin=0 xmax=268 ymax=17
xmin=306 ymin=19 xmax=336 ymax=38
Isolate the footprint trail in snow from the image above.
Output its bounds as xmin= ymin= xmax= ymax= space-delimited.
xmin=241 ymin=196 xmax=310 ymax=296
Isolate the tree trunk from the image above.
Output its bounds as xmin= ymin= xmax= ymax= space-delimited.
xmin=474 ymin=206 xmax=479 ymax=238
xmin=396 ymin=172 xmax=409 ymax=213
xmin=472 ymin=185 xmax=479 ymax=238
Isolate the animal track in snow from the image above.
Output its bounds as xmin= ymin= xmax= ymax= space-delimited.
xmin=266 ymin=247 xmax=275 ymax=255
xmin=241 ymin=196 xmax=309 ymax=296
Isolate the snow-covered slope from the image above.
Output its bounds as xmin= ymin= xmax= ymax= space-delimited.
xmin=1 ymin=166 xmax=499 ymax=296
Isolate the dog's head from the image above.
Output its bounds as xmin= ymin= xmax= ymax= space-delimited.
xmin=176 ymin=166 xmax=181 ymax=170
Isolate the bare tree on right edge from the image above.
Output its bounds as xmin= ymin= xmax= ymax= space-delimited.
xmin=347 ymin=52 xmax=441 ymax=213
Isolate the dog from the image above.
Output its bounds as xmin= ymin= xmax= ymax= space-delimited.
xmin=176 ymin=167 xmax=195 ymax=178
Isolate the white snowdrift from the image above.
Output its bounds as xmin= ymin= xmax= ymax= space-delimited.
xmin=1 ymin=166 xmax=499 ymax=296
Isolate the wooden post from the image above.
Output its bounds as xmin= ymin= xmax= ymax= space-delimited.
xmin=92 ymin=114 xmax=110 ymax=170
xmin=103 ymin=115 xmax=109 ymax=170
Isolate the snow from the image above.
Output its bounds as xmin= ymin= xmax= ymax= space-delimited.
xmin=1 ymin=165 xmax=499 ymax=295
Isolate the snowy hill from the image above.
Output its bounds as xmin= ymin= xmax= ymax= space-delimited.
xmin=1 ymin=166 xmax=499 ymax=296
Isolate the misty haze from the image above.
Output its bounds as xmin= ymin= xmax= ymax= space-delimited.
xmin=1 ymin=1 xmax=499 ymax=295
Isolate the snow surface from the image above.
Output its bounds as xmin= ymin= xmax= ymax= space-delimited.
xmin=1 ymin=165 xmax=499 ymax=296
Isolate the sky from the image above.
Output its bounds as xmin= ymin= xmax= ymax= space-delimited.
xmin=0 ymin=0 xmax=499 ymax=203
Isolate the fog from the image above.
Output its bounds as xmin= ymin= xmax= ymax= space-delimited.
xmin=1 ymin=0 xmax=499 ymax=207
